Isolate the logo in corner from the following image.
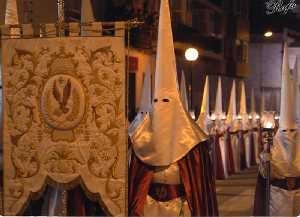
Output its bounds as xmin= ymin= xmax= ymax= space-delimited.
xmin=265 ymin=0 xmax=297 ymax=15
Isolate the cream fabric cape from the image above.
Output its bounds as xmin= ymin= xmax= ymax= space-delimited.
xmin=130 ymin=0 xmax=207 ymax=166
xmin=271 ymin=44 xmax=300 ymax=178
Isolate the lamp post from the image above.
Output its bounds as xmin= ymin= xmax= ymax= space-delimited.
xmin=261 ymin=111 xmax=275 ymax=216
xmin=185 ymin=48 xmax=199 ymax=113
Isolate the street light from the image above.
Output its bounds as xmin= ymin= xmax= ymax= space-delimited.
xmin=264 ymin=31 xmax=273 ymax=38
xmin=185 ymin=48 xmax=199 ymax=114
xmin=185 ymin=48 xmax=199 ymax=61
xmin=261 ymin=111 xmax=275 ymax=216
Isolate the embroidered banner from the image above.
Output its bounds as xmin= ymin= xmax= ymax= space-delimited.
xmin=1 ymin=36 xmax=127 ymax=216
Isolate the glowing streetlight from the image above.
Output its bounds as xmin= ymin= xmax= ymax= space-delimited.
xmin=184 ymin=48 xmax=199 ymax=113
xmin=185 ymin=48 xmax=199 ymax=62
xmin=264 ymin=31 xmax=273 ymax=38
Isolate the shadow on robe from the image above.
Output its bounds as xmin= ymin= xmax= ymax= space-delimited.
xmin=129 ymin=141 xmax=219 ymax=216
xmin=225 ymin=130 xmax=235 ymax=175
xmin=250 ymin=131 xmax=257 ymax=166
xmin=253 ymin=173 xmax=267 ymax=216
xmin=23 ymin=185 xmax=108 ymax=216
xmin=239 ymin=131 xmax=247 ymax=171
xmin=213 ymin=135 xmax=225 ymax=180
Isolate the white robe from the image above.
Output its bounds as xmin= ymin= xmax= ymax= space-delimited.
xmin=253 ymin=130 xmax=260 ymax=164
xmin=230 ymin=133 xmax=240 ymax=173
xmin=211 ymin=120 xmax=228 ymax=178
xmin=219 ymin=135 xmax=228 ymax=178
xmin=244 ymin=132 xmax=251 ymax=168
xmin=269 ymin=130 xmax=300 ymax=216
xmin=270 ymin=185 xmax=300 ymax=216
xmin=144 ymin=163 xmax=191 ymax=217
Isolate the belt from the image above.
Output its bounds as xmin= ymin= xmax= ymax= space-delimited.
xmin=271 ymin=177 xmax=300 ymax=190
xmin=148 ymin=183 xmax=184 ymax=202
xmin=229 ymin=131 xmax=239 ymax=135
xmin=241 ymin=130 xmax=249 ymax=134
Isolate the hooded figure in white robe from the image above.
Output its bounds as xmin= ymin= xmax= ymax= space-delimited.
xmin=226 ymin=80 xmax=240 ymax=174
xmin=254 ymin=44 xmax=300 ymax=216
xmin=249 ymin=89 xmax=261 ymax=164
xmin=210 ymin=76 xmax=228 ymax=179
xmin=128 ymin=0 xmax=218 ymax=216
xmin=129 ymin=68 xmax=152 ymax=165
xmin=238 ymin=81 xmax=252 ymax=169
xmin=269 ymin=46 xmax=300 ymax=216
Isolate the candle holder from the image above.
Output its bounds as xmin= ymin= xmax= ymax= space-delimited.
xmin=261 ymin=111 xmax=275 ymax=216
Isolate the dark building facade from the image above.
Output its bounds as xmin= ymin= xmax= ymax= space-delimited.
xmin=1 ymin=0 xmax=250 ymax=117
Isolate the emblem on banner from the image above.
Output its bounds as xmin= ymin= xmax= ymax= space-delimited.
xmin=2 ymin=37 xmax=126 ymax=216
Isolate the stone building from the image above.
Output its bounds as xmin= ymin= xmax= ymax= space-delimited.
xmin=0 ymin=0 xmax=250 ymax=119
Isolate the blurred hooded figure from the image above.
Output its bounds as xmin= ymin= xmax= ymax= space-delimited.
xmin=249 ymin=88 xmax=261 ymax=165
xmin=254 ymin=44 xmax=300 ymax=216
xmin=128 ymin=68 xmax=152 ymax=165
xmin=128 ymin=0 xmax=218 ymax=216
xmin=196 ymin=75 xmax=212 ymax=135
xmin=238 ymin=81 xmax=251 ymax=170
xmin=225 ymin=80 xmax=239 ymax=174
xmin=210 ymin=77 xmax=228 ymax=179
xmin=270 ymin=46 xmax=300 ymax=216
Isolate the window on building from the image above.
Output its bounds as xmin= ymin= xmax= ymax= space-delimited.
xmin=235 ymin=0 xmax=241 ymax=14
xmin=236 ymin=40 xmax=249 ymax=63
xmin=170 ymin=0 xmax=187 ymax=24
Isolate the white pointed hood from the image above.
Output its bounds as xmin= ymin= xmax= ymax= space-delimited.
xmin=81 ymin=0 xmax=95 ymax=23
xmin=279 ymin=43 xmax=298 ymax=129
xmin=180 ymin=70 xmax=189 ymax=111
xmin=196 ymin=76 xmax=211 ymax=134
xmin=214 ymin=76 xmax=223 ymax=118
xmin=130 ymin=0 xmax=207 ymax=166
xmin=271 ymin=48 xmax=300 ymax=178
xmin=226 ymin=80 xmax=240 ymax=132
xmin=239 ymin=81 xmax=249 ymax=130
xmin=239 ymin=81 xmax=247 ymax=115
xmin=140 ymin=69 xmax=152 ymax=113
xmin=128 ymin=70 xmax=152 ymax=135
